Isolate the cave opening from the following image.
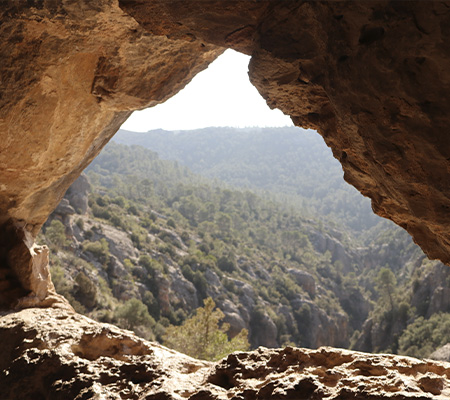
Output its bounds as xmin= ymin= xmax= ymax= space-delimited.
xmin=2 ymin=1 xmax=450 ymax=396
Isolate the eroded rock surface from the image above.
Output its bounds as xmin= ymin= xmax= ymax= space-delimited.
xmin=2 ymin=0 xmax=450 ymax=307
xmin=0 ymin=1 xmax=221 ymax=307
xmin=1 ymin=307 xmax=450 ymax=399
xmin=3 ymin=2 xmax=450 ymax=396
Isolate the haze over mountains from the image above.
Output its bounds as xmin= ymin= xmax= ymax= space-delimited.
xmin=114 ymin=127 xmax=383 ymax=233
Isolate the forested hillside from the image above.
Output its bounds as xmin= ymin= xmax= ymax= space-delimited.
xmin=41 ymin=130 xmax=450 ymax=359
xmin=114 ymin=127 xmax=381 ymax=233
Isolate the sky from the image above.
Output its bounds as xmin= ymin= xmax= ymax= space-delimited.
xmin=121 ymin=49 xmax=293 ymax=132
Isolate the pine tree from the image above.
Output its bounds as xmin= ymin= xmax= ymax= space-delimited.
xmin=163 ymin=297 xmax=249 ymax=361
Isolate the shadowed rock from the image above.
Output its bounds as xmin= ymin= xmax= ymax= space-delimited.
xmin=2 ymin=1 xmax=450 ymax=307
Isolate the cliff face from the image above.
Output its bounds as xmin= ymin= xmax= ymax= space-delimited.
xmin=1 ymin=307 xmax=449 ymax=399
xmin=0 ymin=1 xmax=220 ymax=308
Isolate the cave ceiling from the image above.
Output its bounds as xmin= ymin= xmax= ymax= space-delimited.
xmin=1 ymin=1 xmax=450 ymax=305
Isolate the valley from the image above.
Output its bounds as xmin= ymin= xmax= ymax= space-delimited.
xmin=41 ymin=127 xmax=450 ymax=359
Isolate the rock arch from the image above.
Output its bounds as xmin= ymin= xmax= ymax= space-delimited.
xmin=1 ymin=1 xmax=450 ymax=306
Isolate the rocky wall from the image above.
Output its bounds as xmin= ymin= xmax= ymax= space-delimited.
xmin=0 ymin=1 xmax=221 ymax=307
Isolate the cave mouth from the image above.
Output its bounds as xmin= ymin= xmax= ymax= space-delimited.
xmin=1 ymin=0 xmax=450 ymax=316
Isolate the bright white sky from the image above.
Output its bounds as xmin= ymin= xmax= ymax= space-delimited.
xmin=121 ymin=49 xmax=293 ymax=131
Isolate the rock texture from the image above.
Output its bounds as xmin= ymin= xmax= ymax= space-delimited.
xmin=0 ymin=1 xmax=220 ymax=307
xmin=2 ymin=0 xmax=450 ymax=307
xmin=3 ymin=2 xmax=450 ymax=396
xmin=1 ymin=307 xmax=450 ymax=399
xmin=431 ymin=343 xmax=450 ymax=362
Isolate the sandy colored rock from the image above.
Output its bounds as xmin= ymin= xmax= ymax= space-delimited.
xmin=1 ymin=307 xmax=450 ymax=399
xmin=431 ymin=343 xmax=450 ymax=362
xmin=0 ymin=1 xmax=221 ymax=307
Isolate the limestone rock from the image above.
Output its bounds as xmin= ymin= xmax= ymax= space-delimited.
xmin=0 ymin=2 xmax=221 ymax=232
xmin=288 ymin=268 xmax=316 ymax=297
xmin=53 ymin=198 xmax=76 ymax=216
xmin=65 ymin=173 xmax=91 ymax=215
xmin=0 ymin=0 xmax=221 ymax=307
xmin=430 ymin=343 xmax=450 ymax=362
xmin=218 ymin=299 xmax=247 ymax=339
xmin=411 ymin=261 xmax=450 ymax=318
xmin=290 ymin=297 xmax=349 ymax=349
xmin=2 ymin=307 xmax=450 ymax=399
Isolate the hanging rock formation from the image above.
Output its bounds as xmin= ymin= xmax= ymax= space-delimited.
xmin=0 ymin=1 xmax=221 ymax=308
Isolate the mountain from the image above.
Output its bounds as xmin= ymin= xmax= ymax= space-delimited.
xmin=41 ymin=131 xmax=450 ymax=358
xmin=113 ymin=127 xmax=382 ymax=233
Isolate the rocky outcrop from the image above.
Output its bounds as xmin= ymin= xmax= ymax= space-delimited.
xmin=411 ymin=261 xmax=450 ymax=318
xmin=3 ymin=2 xmax=450 ymax=396
xmin=65 ymin=173 xmax=91 ymax=215
xmin=431 ymin=343 xmax=450 ymax=362
xmin=1 ymin=307 xmax=450 ymax=399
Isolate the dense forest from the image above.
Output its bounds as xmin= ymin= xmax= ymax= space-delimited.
xmin=114 ymin=127 xmax=381 ymax=233
xmin=41 ymin=127 xmax=450 ymax=360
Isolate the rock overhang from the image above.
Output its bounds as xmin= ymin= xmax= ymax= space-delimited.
xmin=2 ymin=2 xmax=450 ymax=397
xmin=1 ymin=0 xmax=450 ymax=307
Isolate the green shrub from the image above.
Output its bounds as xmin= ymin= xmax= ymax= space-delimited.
xmin=111 ymin=196 xmax=126 ymax=208
xmin=110 ymin=214 xmax=125 ymax=229
xmin=75 ymin=271 xmax=97 ymax=309
xmin=46 ymin=219 xmax=69 ymax=248
xmin=83 ymin=238 xmax=110 ymax=265
xmin=96 ymin=196 xmax=108 ymax=207
xmin=92 ymin=204 xmax=111 ymax=220
xmin=130 ymin=232 xmax=141 ymax=249
xmin=163 ymin=298 xmax=249 ymax=361
xmin=75 ymin=218 xmax=84 ymax=230
xmin=127 ymin=205 xmax=139 ymax=215
xmin=398 ymin=313 xmax=450 ymax=358
xmin=217 ymin=255 xmax=236 ymax=273
xmin=158 ymin=243 xmax=176 ymax=258
xmin=139 ymin=254 xmax=164 ymax=275
xmin=115 ymin=298 xmax=155 ymax=331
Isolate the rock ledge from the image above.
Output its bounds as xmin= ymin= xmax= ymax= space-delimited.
xmin=1 ymin=308 xmax=450 ymax=399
